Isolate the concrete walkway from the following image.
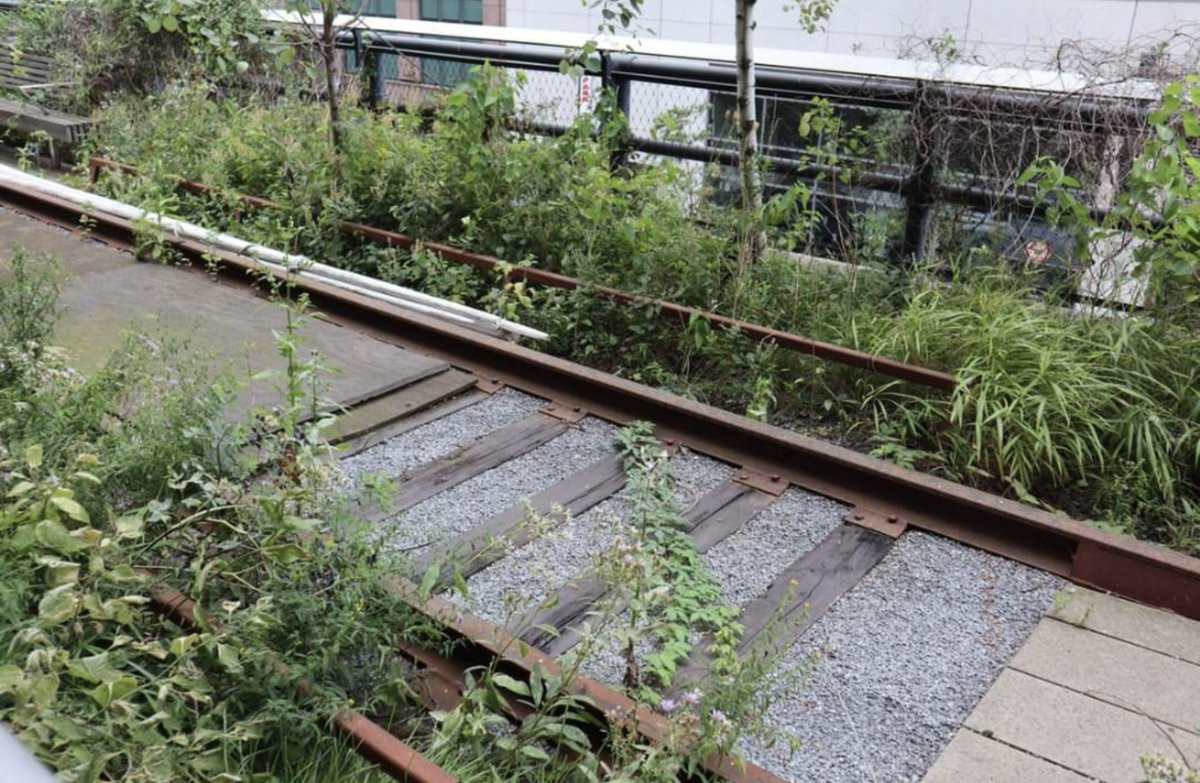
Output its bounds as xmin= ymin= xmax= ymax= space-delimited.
xmin=0 ymin=204 xmax=450 ymax=421
xmin=923 ymin=587 xmax=1200 ymax=783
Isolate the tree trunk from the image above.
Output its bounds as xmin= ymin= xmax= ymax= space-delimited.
xmin=735 ymin=0 xmax=767 ymax=268
xmin=321 ymin=4 xmax=344 ymax=176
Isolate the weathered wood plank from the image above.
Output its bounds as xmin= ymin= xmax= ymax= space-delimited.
xmin=338 ymin=389 xmax=488 ymax=458
xmin=736 ymin=524 xmax=893 ymax=656
xmin=411 ymin=454 xmax=626 ymax=582
xmin=326 ymin=368 xmax=476 ymax=445
xmin=0 ymin=98 xmax=90 ymax=143
xmin=370 ymin=412 xmax=568 ymax=521
xmin=671 ymin=523 xmax=892 ymax=692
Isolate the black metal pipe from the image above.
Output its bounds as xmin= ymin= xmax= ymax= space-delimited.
xmin=331 ymin=30 xmax=1149 ymax=127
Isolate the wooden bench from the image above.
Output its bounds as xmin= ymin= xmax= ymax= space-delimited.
xmin=0 ymin=44 xmax=90 ymax=165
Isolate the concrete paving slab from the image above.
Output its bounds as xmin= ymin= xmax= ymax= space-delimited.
xmin=964 ymin=668 xmax=1196 ymax=782
xmin=921 ymin=728 xmax=1091 ymax=783
xmin=1050 ymin=586 xmax=1200 ymax=666
xmin=1 ymin=206 xmax=449 ymax=421
xmin=1010 ymin=618 xmax=1200 ymax=731
xmin=1162 ymin=724 xmax=1200 ymax=769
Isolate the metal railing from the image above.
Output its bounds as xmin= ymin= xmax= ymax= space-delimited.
xmin=282 ymin=12 xmax=1156 ymax=264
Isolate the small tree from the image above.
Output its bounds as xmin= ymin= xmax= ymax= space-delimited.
xmin=592 ymin=0 xmax=837 ymax=266
xmin=286 ymin=0 xmax=370 ymax=180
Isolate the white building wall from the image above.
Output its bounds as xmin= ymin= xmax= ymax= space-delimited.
xmin=508 ymin=0 xmax=1198 ymax=66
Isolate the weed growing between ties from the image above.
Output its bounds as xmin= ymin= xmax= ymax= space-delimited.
xmin=0 ymin=250 xmax=442 ymax=780
xmin=419 ymin=421 xmax=806 ymax=782
xmin=81 ymin=72 xmax=1200 ymax=554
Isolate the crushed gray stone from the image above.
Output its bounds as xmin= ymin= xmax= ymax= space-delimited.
xmin=740 ymin=531 xmax=1062 ymax=783
xmin=382 ymin=417 xmax=619 ymax=552
xmin=453 ymin=451 xmax=736 ymax=629
xmin=338 ymin=388 xmax=544 ymax=483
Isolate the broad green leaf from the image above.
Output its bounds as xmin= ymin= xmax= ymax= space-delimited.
xmin=26 ymin=444 xmax=43 ymax=469
xmin=38 ymin=584 xmax=79 ymax=624
xmin=265 ymin=542 xmax=305 ymax=564
xmin=35 ymin=519 xmax=86 ymax=553
xmin=490 ymin=673 xmax=530 ymax=697
xmin=216 ymin=643 xmax=241 ymax=672
xmin=0 ymin=664 xmax=24 ymax=693
xmin=7 ymin=480 xmax=35 ymax=498
xmin=50 ymin=495 xmax=89 ymax=523
xmin=519 ymin=745 xmax=551 ymax=761
xmin=67 ymin=653 xmax=121 ymax=684
xmin=90 ymin=676 xmax=137 ymax=707
xmin=419 ymin=564 xmax=440 ymax=598
xmin=161 ymin=15 xmax=178 ymax=32
xmin=170 ymin=635 xmax=199 ymax=657
xmin=114 ymin=515 xmax=145 ymax=540
xmin=37 ymin=557 xmax=80 ymax=587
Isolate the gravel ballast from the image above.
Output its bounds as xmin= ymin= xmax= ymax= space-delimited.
xmin=339 ymin=388 xmax=544 ymax=483
xmin=455 ymin=451 xmax=736 ymax=628
xmin=741 ymin=530 xmax=1062 ymax=783
xmin=383 ymin=417 xmax=619 ymax=551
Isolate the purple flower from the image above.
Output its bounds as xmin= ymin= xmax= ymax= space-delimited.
xmin=709 ymin=709 xmax=729 ymax=725
xmin=139 ymin=335 xmax=161 ymax=353
xmin=682 ymin=688 xmax=702 ymax=706
xmin=659 ymin=698 xmax=679 ymax=714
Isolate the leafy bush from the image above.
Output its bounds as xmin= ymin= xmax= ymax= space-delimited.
xmin=0 ymin=253 xmax=434 ymax=781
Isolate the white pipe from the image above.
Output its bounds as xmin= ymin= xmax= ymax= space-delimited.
xmin=0 ymin=164 xmax=548 ymax=342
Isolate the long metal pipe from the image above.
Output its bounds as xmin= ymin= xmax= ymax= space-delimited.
xmin=0 ymin=164 xmax=547 ymax=342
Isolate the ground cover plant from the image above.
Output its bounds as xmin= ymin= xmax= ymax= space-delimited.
xmin=0 ymin=250 xmax=441 ymax=780
xmin=75 ymin=67 xmax=1200 ymax=555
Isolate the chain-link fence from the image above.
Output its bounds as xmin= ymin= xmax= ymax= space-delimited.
xmin=277 ymin=17 xmax=1176 ymax=288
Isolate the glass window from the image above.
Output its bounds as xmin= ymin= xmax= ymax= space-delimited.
xmin=418 ymin=0 xmax=483 ymax=87
xmin=420 ymin=0 xmax=483 ymax=22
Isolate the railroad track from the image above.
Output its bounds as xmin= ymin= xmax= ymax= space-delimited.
xmin=2 ymin=172 xmax=1199 ymax=783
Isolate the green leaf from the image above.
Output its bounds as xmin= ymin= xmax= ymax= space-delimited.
xmin=0 ymin=664 xmax=24 ymax=694
xmin=114 ymin=515 xmax=145 ymax=540
xmin=170 ymin=635 xmax=200 ymax=657
xmin=35 ymin=519 xmax=86 ymax=553
xmin=38 ymin=557 xmax=80 ymax=587
xmin=265 ymin=542 xmax=305 ymax=564
xmin=519 ymin=745 xmax=551 ymax=761
xmin=7 ymin=480 xmax=35 ymax=498
xmin=217 ymin=643 xmax=241 ymax=672
xmin=90 ymin=676 xmax=138 ymax=707
xmin=161 ymin=15 xmax=179 ymax=32
xmin=67 ymin=653 xmax=121 ymax=684
xmin=419 ymin=564 xmax=440 ymax=598
xmin=490 ymin=673 xmax=530 ymax=697
xmin=26 ymin=444 xmax=43 ymax=469
xmin=38 ymin=584 xmax=79 ymax=624
xmin=50 ymin=495 xmax=89 ymax=523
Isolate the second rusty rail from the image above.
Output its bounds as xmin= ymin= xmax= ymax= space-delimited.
xmin=86 ymin=156 xmax=958 ymax=391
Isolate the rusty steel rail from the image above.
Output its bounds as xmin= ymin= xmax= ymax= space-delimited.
xmin=148 ymin=586 xmax=458 ymax=783
xmin=7 ymin=173 xmax=1200 ymax=621
xmin=86 ymin=157 xmax=958 ymax=391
